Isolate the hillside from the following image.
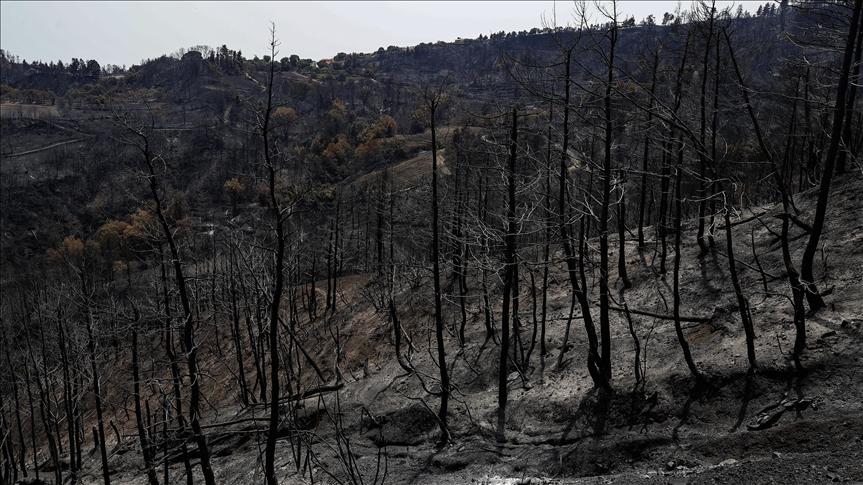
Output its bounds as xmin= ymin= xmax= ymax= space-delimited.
xmin=0 ymin=5 xmax=822 ymax=267
xmin=59 ymin=169 xmax=863 ymax=485
xmin=1 ymin=2 xmax=862 ymax=484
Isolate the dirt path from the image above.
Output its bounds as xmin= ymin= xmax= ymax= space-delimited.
xmin=1 ymin=137 xmax=86 ymax=158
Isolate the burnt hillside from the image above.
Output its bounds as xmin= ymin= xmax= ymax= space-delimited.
xmin=1 ymin=1 xmax=862 ymax=484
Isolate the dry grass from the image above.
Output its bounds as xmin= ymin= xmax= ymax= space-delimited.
xmin=354 ymin=148 xmax=449 ymax=189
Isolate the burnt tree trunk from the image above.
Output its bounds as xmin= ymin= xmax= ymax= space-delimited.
xmin=557 ymin=47 xmax=604 ymax=387
xmin=427 ymin=89 xmax=452 ymax=444
xmin=722 ymin=199 xmax=758 ymax=370
xmin=599 ymin=13 xmax=619 ymax=383
xmin=83 ymin=291 xmax=111 ymax=485
xmin=497 ymin=108 xmax=518 ymax=443
xmin=127 ymin=113 xmax=217 ymax=485
xmin=263 ymin=28 xmax=287 ymax=485
xmin=638 ymin=50 xmax=660 ymax=249
xmin=131 ymin=320 xmax=160 ymax=485
xmin=1 ymin=322 xmax=28 ymax=478
xmin=697 ymin=4 xmax=717 ymax=255
xmin=672 ymin=156 xmax=703 ymax=383
xmin=800 ymin=0 xmax=862 ymax=311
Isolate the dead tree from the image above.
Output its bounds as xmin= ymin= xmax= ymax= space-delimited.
xmin=659 ymin=32 xmax=692 ymax=276
xmin=666 ymin=33 xmax=703 ymax=381
xmin=262 ymin=24 xmax=289 ymax=485
xmin=54 ymin=246 xmax=111 ymax=485
xmin=835 ymin=0 xmax=863 ymax=175
xmin=157 ymin=244 xmax=194 ymax=485
xmin=1 ymin=320 xmax=27 ymax=480
xmin=0 ymin=394 xmax=16 ymax=483
xmin=83 ymin=287 xmax=111 ymax=485
xmin=598 ymin=3 xmax=620 ymax=383
xmin=722 ymin=198 xmax=758 ymax=370
xmin=55 ymin=303 xmax=79 ymax=477
xmin=556 ymin=43 xmax=604 ymax=388
xmin=672 ymin=163 xmax=703 ymax=383
xmin=697 ymin=1 xmax=718 ymax=254
xmin=497 ymin=108 xmax=518 ymax=443
xmin=638 ymin=49 xmax=660 ymax=249
xmin=449 ymin=139 xmax=470 ymax=346
xmin=423 ymin=81 xmax=452 ymax=444
xmin=800 ymin=0 xmax=862 ymax=311
xmin=540 ymin=99 xmax=554 ymax=357
xmin=226 ymin=240 xmax=250 ymax=405
xmin=23 ymin=364 xmax=38 ymax=482
xmin=118 ymin=114 xmax=217 ymax=485
xmin=723 ymin=28 xmax=810 ymax=367
xmin=130 ymin=307 xmax=160 ymax=485
xmin=387 ymin=172 xmax=413 ymax=373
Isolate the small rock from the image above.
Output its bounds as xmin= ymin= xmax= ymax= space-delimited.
xmin=666 ymin=460 xmax=677 ymax=471
xmin=718 ymin=458 xmax=739 ymax=467
xmin=772 ymin=451 xmax=782 ymax=459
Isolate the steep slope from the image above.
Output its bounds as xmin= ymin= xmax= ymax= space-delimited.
xmin=0 ymin=7 xmax=837 ymax=272
xmin=68 ymin=172 xmax=863 ymax=485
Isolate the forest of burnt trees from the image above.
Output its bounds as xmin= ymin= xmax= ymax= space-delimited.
xmin=1 ymin=0 xmax=863 ymax=483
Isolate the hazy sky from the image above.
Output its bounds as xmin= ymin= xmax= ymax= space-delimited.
xmin=1 ymin=1 xmax=759 ymax=67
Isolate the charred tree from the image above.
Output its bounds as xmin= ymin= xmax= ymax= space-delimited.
xmin=424 ymin=82 xmax=452 ymax=444
xmin=800 ymin=0 xmax=862 ymax=311
xmin=131 ymin=310 xmax=160 ymax=485
xmin=263 ymin=25 xmax=288 ymax=485
xmin=497 ymin=108 xmax=518 ymax=443
xmin=638 ymin=50 xmax=660 ymax=249
xmin=599 ymin=6 xmax=619 ymax=383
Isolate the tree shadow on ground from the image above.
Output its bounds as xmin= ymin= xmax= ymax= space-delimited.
xmin=671 ymin=378 xmax=703 ymax=443
xmin=731 ymin=371 xmax=755 ymax=432
xmin=558 ymin=386 xmax=612 ymax=444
